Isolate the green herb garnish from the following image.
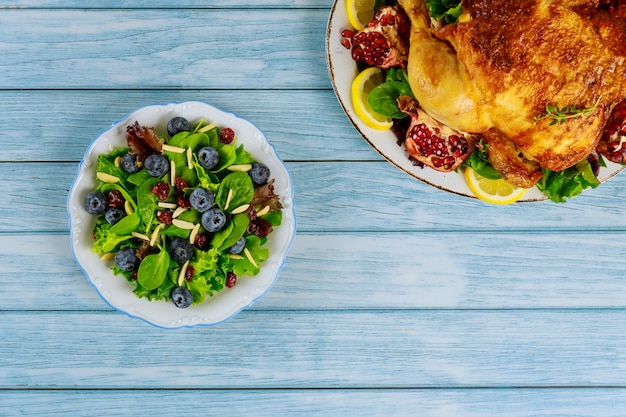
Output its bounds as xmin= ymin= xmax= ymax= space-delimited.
xmin=533 ymin=98 xmax=600 ymax=126
xmin=425 ymin=0 xmax=463 ymax=24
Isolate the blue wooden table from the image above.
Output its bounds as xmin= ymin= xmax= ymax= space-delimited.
xmin=3 ymin=1 xmax=626 ymax=416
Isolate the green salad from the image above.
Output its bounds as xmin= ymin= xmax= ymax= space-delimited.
xmin=83 ymin=116 xmax=283 ymax=308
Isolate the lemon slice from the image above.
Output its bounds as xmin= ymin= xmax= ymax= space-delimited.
xmin=464 ymin=166 xmax=527 ymax=204
xmin=346 ymin=0 xmax=375 ymax=31
xmin=351 ymin=67 xmax=393 ymax=130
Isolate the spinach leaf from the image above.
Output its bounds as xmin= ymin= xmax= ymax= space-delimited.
xmin=109 ymin=212 xmax=141 ymax=235
xmin=368 ymin=68 xmax=413 ymax=119
xmin=216 ymin=171 xmax=254 ymax=210
xmin=137 ymin=247 xmax=171 ymax=290
xmin=211 ymin=213 xmax=250 ymax=251
xmin=136 ymin=177 xmax=161 ymax=232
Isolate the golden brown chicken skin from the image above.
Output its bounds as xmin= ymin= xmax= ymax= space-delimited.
xmin=398 ymin=0 xmax=626 ymax=187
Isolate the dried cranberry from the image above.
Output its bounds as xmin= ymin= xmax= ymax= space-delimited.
xmin=156 ymin=210 xmax=173 ymax=225
xmin=177 ymin=195 xmax=191 ymax=208
xmin=185 ymin=265 xmax=195 ymax=282
xmin=130 ymin=271 xmax=138 ymax=281
xmin=151 ymin=181 xmax=170 ymax=201
xmin=107 ymin=190 xmax=125 ymax=208
xmin=225 ymin=272 xmax=237 ymax=288
xmin=194 ymin=233 xmax=209 ymax=250
xmin=219 ymin=128 xmax=235 ymax=144
xmin=174 ymin=177 xmax=189 ymax=194
xmin=248 ymin=216 xmax=273 ymax=238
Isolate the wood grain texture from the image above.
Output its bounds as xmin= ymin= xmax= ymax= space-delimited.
xmin=3 ymin=389 xmax=626 ymax=417
xmin=2 ymin=233 xmax=626 ymax=311
xmin=0 ymin=90 xmax=371 ymax=163
xmin=3 ymin=1 xmax=626 ymax=414
xmin=1 ymin=310 xmax=626 ymax=388
xmin=0 ymin=9 xmax=329 ymax=89
xmin=8 ymin=0 xmax=328 ymax=8
xmin=2 ymin=162 xmax=626 ymax=233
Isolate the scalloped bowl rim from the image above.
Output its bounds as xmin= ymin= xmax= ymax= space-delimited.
xmin=67 ymin=101 xmax=296 ymax=329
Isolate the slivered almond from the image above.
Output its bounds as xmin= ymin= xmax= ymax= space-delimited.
xmin=96 ymin=172 xmax=120 ymax=183
xmin=227 ymin=164 xmax=252 ymax=172
xmin=198 ymin=123 xmax=216 ymax=133
xmin=172 ymin=206 xmax=188 ymax=218
xmin=256 ymin=205 xmax=270 ymax=217
xmin=189 ymin=223 xmax=201 ymax=245
xmin=230 ymin=204 xmax=250 ymax=214
xmin=243 ymin=248 xmax=258 ymax=268
xmin=170 ymin=160 xmax=176 ymax=186
xmin=158 ymin=202 xmax=177 ymax=209
xmin=172 ymin=219 xmax=196 ymax=230
xmin=150 ymin=224 xmax=162 ymax=247
xmin=177 ymin=260 xmax=190 ymax=286
xmin=186 ymin=147 xmax=193 ymax=169
xmin=224 ymin=189 xmax=234 ymax=210
xmin=162 ymin=144 xmax=186 ymax=153
xmin=124 ymin=200 xmax=134 ymax=215
xmin=132 ymin=231 xmax=150 ymax=242
xmin=100 ymin=253 xmax=114 ymax=261
xmin=114 ymin=156 xmax=122 ymax=167
xmin=228 ymin=254 xmax=244 ymax=260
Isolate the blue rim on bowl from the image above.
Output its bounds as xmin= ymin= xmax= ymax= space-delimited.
xmin=68 ymin=101 xmax=296 ymax=328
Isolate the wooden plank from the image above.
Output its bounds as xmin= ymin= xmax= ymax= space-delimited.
xmin=2 ymin=232 xmax=625 ymax=311
xmin=7 ymin=0 xmax=327 ymax=8
xmin=2 ymin=389 xmax=626 ymax=417
xmin=3 ymin=162 xmax=626 ymax=233
xmin=1 ymin=310 xmax=626 ymax=388
xmin=0 ymin=9 xmax=330 ymax=89
xmin=0 ymin=90 xmax=370 ymax=163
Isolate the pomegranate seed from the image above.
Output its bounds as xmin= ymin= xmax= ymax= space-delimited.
xmin=151 ymin=181 xmax=170 ymax=201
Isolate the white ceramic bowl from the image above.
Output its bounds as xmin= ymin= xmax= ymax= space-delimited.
xmin=68 ymin=101 xmax=296 ymax=328
xmin=326 ymin=0 xmax=623 ymax=201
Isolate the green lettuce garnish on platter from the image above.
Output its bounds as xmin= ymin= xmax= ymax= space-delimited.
xmin=425 ymin=0 xmax=463 ymax=24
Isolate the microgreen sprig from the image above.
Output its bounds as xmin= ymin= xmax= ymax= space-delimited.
xmin=534 ymin=97 xmax=601 ymax=126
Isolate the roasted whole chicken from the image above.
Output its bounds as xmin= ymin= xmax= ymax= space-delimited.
xmin=393 ymin=0 xmax=626 ymax=187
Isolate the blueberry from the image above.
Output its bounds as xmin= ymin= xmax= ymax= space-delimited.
xmin=171 ymin=286 xmax=193 ymax=309
xmin=84 ymin=190 xmax=108 ymax=215
xmin=120 ymin=153 xmax=141 ymax=174
xmin=197 ymin=146 xmax=219 ymax=170
xmin=201 ymin=207 xmax=227 ymax=232
xmin=167 ymin=117 xmax=190 ymax=137
xmin=115 ymin=247 xmax=139 ymax=272
xmin=144 ymin=154 xmax=170 ymax=177
xmin=189 ymin=187 xmax=215 ymax=212
xmin=169 ymin=237 xmax=195 ymax=264
xmin=249 ymin=162 xmax=270 ymax=185
xmin=105 ymin=208 xmax=125 ymax=225
xmin=228 ymin=236 xmax=246 ymax=254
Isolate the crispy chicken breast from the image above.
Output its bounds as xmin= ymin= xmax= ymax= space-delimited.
xmin=398 ymin=0 xmax=626 ymax=187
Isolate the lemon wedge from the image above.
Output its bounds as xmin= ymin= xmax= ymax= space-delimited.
xmin=351 ymin=67 xmax=393 ymax=131
xmin=463 ymin=166 xmax=527 ymax=204
xmin=346 ymin=0 xmax=375 ymax=31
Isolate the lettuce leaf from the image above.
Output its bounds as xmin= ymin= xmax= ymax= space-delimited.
xmin=536 ymin=160 xmax=601 ymax=203
xmin=425 ymin=0 xmax=463 ymax=23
